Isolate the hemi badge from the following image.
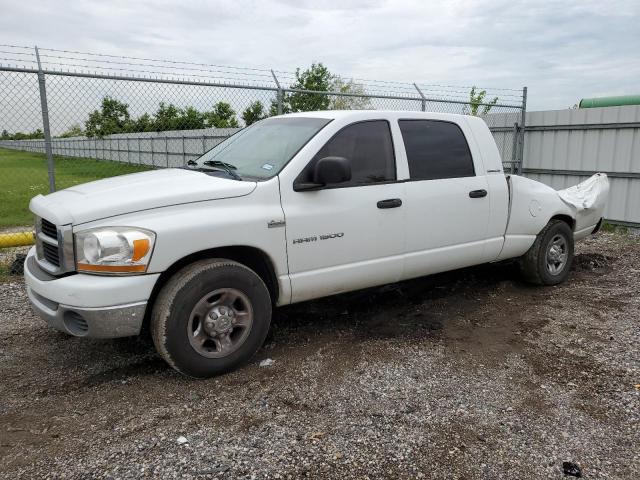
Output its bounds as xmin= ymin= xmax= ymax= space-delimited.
xmin=267 ymin=219 xmax=286 ymax=228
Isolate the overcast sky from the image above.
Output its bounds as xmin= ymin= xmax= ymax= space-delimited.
xmin=1 ymin=0 xmax=639 ymax=111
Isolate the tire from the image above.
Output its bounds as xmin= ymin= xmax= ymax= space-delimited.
xmin=519 ymin=220 xmax=574 ymax=286
xmin=151 ymin=259 xmax=272 ymax=378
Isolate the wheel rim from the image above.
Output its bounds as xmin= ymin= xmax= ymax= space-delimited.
xmin=187 ymin=288 xmax=254 ymax=358
xmin=546 ymin=234 xmax=568 ymax=275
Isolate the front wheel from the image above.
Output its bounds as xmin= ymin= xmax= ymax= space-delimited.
xmin=151 ymin=259 xmax=272 ymax=378
xmin=519 ymin=220 xmax=574 ymax=285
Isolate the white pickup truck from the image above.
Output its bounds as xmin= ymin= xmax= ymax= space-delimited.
xmin=25 ymin=111 xmax=609 ymax=377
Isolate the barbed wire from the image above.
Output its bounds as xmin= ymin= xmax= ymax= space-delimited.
xmin=0 ymin=44 xmax=525 ymax=102
xmin=0 ymin=44 xmax=33 ymax=49
xmin=0 ymin=57 xmax=37 ymax=66
xmin=39 ymin=47 xmax=276 ymax=74
xmin=272 ymin=67 xmax=523 ymax=96
xmin=0 ymin=50 xmax=35 ymax=57
xmin=273 ymin=70 xmax=522 ymax=100
xmin=37 ymin=53 xmax=275 ymax=79
xmin=9 ymin=61 xmax=276 ymax=87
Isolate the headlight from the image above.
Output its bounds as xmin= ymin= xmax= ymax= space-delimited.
xmin=74 ymin=227 xmax=155 ymax=275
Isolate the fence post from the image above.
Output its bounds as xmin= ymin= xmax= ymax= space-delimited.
xmin=182 ymin=135 xmax=186 ymax=166
xmin=413 ymin=83 xmax=427 ymax=112
xmin=518 ymin=86 xmax=527 ymax=174
xmin=271 ymin=70 xmax=283 ymax=115
xmin=35 ymin=46 xmax=56 ymax=192
xmin=510 ymin=122 xmax=519 ymax=174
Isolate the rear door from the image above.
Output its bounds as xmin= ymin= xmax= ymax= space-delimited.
xmin=280 ymin=120 xmax=405 ymax=303
xmin=398 ymin=119 xmax=492 ymax=280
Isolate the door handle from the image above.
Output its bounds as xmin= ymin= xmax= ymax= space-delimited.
xmin=377 ymin=198 xmax=403 ymax=209
xmin=469 ymin=189 xmax=488 ymax=198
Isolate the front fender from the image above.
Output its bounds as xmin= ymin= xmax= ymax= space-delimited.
xmin=72 ymin=180 xmax=290 ymax=302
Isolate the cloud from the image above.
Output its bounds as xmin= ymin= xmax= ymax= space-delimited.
xmin=0 ymin=0 xmax=638 ymax=110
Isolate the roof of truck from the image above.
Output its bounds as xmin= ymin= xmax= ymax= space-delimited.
xmin=280 ymin=110 xmax=470 ymax=121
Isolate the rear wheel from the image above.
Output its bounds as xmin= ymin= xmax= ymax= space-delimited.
xmin=151 ymin=259 xmax=272 ymax=378
xmin=519 ymin=220 xmax=574 ymax=285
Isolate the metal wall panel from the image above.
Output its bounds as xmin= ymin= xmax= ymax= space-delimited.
xmin=0 ymin=128 xmax=242 ymax=168
xmin=487 ymin=105 xmax=640 ymax=226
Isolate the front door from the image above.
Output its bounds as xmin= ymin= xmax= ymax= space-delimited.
xmin=280 ymin=120 xmax=405 ymax=303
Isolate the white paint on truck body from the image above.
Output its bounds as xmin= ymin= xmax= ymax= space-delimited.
xmin=26 ymin=110 xmax=609 ymax=314
xmin=30 ymin=168 xmax=256 ymax=226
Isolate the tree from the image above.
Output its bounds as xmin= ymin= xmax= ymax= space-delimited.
xmin=82 ymin=97 xmax=240 ymax=136
xmin=466 ymin=86 xmax=498 ymax=116
xmin=269 ymin=95 xmax=291 ymax=116
xmin=58 ymin=124 xmax=84 ymax=138
xmin=131 ymin=113 xmax=156 ymax=133
xmin=204 ymin=102 xmax=239 ymax=128
xmin=85 ymin=97 xmax=132 ymax=137
xmin=3 ymin=129 xmax=44 ymax=140
xmin=179 ymin=107 xmax=206 ymax=130
xmin=153 ymin=103 xmax=182 ymax=131
xmin=242 ymin=101 xmax=267 ymax=126
xmin=143 ymin=105 xmax=206 ymax=131
xmin=273 ymin=63 xmax=334 ymax=114
xmin=288 ymin=63 xmax=333 ymax=112
xmin=329 ymin=77 xmax=371 ymax=110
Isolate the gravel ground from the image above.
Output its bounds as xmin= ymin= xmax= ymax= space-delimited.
xmin=0 ymin=245 xmax=29 ymax=270
xmin=0 ymin=233 xmax=638 ymax=479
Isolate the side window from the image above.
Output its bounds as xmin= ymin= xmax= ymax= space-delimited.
xmin=398 ymin=120 xmax=475 ymax=180
xmin=300 ymin=120 xmax=396 ymax=186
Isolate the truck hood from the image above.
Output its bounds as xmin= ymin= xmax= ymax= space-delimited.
xmin=29 ymin=168 xmax=257 ymax=225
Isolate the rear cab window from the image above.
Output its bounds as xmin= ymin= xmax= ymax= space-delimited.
xmin=398 ymin=119 xmax=475 ymax=180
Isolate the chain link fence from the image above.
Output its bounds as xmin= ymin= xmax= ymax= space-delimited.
xmin=0 ymin=44 xmax=526 ymax=245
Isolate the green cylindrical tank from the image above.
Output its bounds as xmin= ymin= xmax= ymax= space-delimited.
xmin=579 ymin=95 xmax=640 ymax=108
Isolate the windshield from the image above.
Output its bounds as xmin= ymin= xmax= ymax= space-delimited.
xmin=192 ymin=117 xmax=331 ymax=180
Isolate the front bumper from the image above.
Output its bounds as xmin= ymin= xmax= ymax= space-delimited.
xmin=24 ymin=247 xmax=160 ymax=338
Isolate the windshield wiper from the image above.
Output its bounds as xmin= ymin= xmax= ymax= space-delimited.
xmin=203 ymin=160 xmax=237 ymax=170
xmin=186 ymin=159 xmax=242 ymax=180
xmin=202 ymin=160 xmax=242 ymax=180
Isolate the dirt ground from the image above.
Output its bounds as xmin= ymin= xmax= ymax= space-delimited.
xmin=0 ymin=233 xmax=638 ymax=479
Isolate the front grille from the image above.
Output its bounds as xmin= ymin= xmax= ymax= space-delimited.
xmin=42 ymin=241 xmax=61 ymax=266
xmin=35 ymin=217 xmax=72 ymax=275
xmin=41 ymin=218 xmax=58 ymax=239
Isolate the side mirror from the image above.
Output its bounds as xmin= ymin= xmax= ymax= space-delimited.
xmin=314 ymin=156 xmax=351 ymax=185
xmin=294 ymin=156 xmax=351 ymax=191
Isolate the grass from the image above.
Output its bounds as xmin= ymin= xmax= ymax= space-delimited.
xmin=601 ymin=221 xmax=629 ymax=234
xmin=0 ymin=148 xmax=151 ymax=227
